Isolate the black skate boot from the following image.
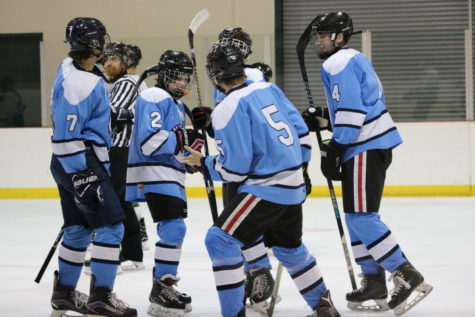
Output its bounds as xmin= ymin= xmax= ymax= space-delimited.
xmin=346 ymin=267 xmax=389 ymax=312
xmin=148 ymin=277 xmax=186 ymax=317
xmin=247 ymin=267 xmax=276 ymax=314
xmin=50 ymin=271 xmax=90 ymax=317
xmin=307 ymin=290 xmax=340 ymax=317
xmin=139 ymin=217 xmax=149 ymax=250
xmin=232 ymin=307 xmax=246 ymax=317
xmin=387 ymin=263 xmax=433 ymax=316
xmin=87 ymin=275 xmax=137 ymax=317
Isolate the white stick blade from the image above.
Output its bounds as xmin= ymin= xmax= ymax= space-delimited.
xmin=189 ymin=8 xmax=210 ymax=33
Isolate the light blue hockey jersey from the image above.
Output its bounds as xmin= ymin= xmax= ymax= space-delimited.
xmin=203 ymin=82 xmax=311 ymax=205
xmin=50 ymin=58 xmax=111 ymax=174
xmin=213 ymin=67 xmax=265 ymax=104
xmin=321 ymin=48 xmax=403 ymax=163
xmin=126 ymin=87 xmax=187 ymax=202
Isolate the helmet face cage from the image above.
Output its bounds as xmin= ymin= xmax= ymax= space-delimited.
xmin=65 ymin=17 xmax=109 ymax=52
xmin=101 ymin=42 xmax=128 ymax=65
xmin=218 ymin=27 xmax=252 ymax=59
xmin=157 ymin=50 xmax=194 ymax=99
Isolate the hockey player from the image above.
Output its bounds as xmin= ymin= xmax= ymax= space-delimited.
xmin=49 ymin=17 xmax=136 ymax=317
xmin=181 ymin=43 xmax=339 ymax=317
xmin=190 ymin=28 xmax=281 ymax=313
xmin=302 ymin=11 xmax=433 ymax=316
xmin=125 ymin=50 xmax=203 ymax=317
xmin=102 ymin=42 xmax=145 ymax=272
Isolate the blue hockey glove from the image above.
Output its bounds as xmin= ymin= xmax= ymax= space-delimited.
xmin=71 ymin=169 xmax=104 ymax=213
xmin=302 ymin=106 xmax=330 ymax=132
xmin=302 ymin=162 xmax=312 ymax=196
xmin=320 ymin=140 xmax=342 ymax=181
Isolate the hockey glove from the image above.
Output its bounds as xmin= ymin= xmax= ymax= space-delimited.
xmin=175 ymin=128 xmax=204 ymax=154
xmin=320 ymin=140 xmax=343 ymax=181
xmin=191 ymin=106 xmax=212 ymax=129
xmin=302 ymin=162 xmax=312 ymax=196
xmin=71 ymin=169 xmax=104 ymax=213
xmin=111 ymin=107 xmax=134 ymax=126
xmin=301 ymin=106 xmax=331 ymax=132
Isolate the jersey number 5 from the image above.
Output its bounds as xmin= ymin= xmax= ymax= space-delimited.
xmin=262 ymin=105 xmax=294 ymax=146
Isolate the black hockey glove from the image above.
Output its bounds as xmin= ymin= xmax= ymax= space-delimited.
xmin=175 ymin=128 xmax=204 ymax=154
xmin=111 ymin=107 xmax=134 ymax=126
xmin=71 ymin=169 xmax=104 ymax=213
xmin=191 ymin=106 xmax=212 ymax=129
xmin=302 ymin=106 xmax=331 ymax=132
xmin=320 ymin=140 xmax=343 ymax=181
xmin=302 ymin=162 xmax=312 ymax=196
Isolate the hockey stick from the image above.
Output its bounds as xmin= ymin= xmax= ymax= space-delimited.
xmin=267 ymin=262 xmax=283 ymax=317
xmin=187 ymin=9 xmax=219 ymax=223
xmin=34 ymin=229 xmax=63 ymax=283
xmin=296 ymin=18 xmax=357 ymax=290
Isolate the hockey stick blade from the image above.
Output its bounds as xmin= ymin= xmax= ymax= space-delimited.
xmin=189 ymin=8 xmax=210 ymax=37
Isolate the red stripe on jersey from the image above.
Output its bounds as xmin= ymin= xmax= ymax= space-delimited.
xmin=224 ymin=195 xmax=257 ymax=233
xmin=357 ymin=153 xmax=364 ymax=212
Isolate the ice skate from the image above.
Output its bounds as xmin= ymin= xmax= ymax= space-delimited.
xmin=387 ymin=263 xmax=433 ymax=316
xmin=139 ymin=217 xmax=149 ymax=251
xmin=148 ymin=276 xmax=188 ymax=317
xmin=120 ymin=259 xmax=145 ymax=272
xmin=307 ymin=290 xmax=340 ymax=317
xmin=87 ymin=275 xmax=137 ymax=317
xmin=245 ymin=268 xmax=276 ymax=315
xmin=346 ymin=268 xmax=389 ymax=312
xmin=50 ymin=271 xmax=90 ymax=317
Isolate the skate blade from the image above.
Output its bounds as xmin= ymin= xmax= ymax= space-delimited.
xmin=249 ymin=295 xmax=281 ymax=316
xmin=393 ymin=282 xmax=433 ymax=316
xmin=148 ymin=302 xmax=185 ymax=317
xmin=347 ymin=299 xmax=389 ymax=312
xmin=50 ymin=310 xmax=92 ymax=317
xmin=184 ymin=303 xmax=192 ymax=313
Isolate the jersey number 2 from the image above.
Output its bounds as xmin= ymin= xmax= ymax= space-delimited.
xmin=262 ymin=105 xmax=294 ymax=146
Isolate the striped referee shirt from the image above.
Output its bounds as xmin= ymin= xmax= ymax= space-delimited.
xmin=109 ymin=74 xmax=146 ymax=147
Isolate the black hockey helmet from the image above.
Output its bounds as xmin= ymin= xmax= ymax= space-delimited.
xmin=218 ymin=27 xmax=252 ymax=60
xmin=101 ymin=42 xmax=128 ymax=65
xmin=126 ymin=44 xmax=142 ymax=68
xmin=249 ymin=62 xmax=273 ymax=82
xmin=65 ymin=17 xmax=109 ymax=52
xmin=206 ymin=44 xmax=245 ymax=89
xmin=157 ymin=50 xmax=194 ymax=99
xmin=311 ymin=12 xmax=353 ymax=44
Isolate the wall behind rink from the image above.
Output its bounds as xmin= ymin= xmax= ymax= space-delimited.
xmin=0 ymin=122 xmax=473 ymax=198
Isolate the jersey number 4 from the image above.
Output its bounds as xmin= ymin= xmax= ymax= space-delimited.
xmin=262 ymin=105 xmax=294 ymax=146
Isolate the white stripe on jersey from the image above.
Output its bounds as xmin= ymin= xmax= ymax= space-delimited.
xmin=62 ymin=58 xmax=102 ymax=105
xmin=335 ymin=109 xmax=366 ymax=127
xmin=92 ymin=144 xmax=109 ymax=163
xmin=126 ymin=164 xmax=185 ymax=186
xmin=353 ymin=152 xmax=367 ymax=212
xmin=299 ymin=133 xmax=312 ymax=148
xmin=322 ymin=48 xmax=359 ymax=75
xmin=215 ymin=160 xmax=247 ymax=183
xmin=354 ymin=112 xmax=396 ymax=144
xmin=246 ymin=168 xmax=304 ymax=188
xmin=212 ymin=82 xmax=272 ymax=130
xmin=52 ymin=140 xmax=86 ymax=156
xmin=141 ymin=130 xmax=170 ymax=156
